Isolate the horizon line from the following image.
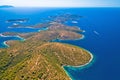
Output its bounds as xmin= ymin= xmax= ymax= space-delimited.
xmin=1 ymin=6 xmax=120 ymax=8
xmin=0 ymin=5 xmax=120 ymax=8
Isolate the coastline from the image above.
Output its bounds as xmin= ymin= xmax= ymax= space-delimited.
xmin=38 ymin=27 xmax=48 ymax=32
xmin=0 ymin=34 xmax=25 ymax=48
xmin=15 ymin=35 xmax=26 ymax=41
xmin=51 ymin=34 xmax=85 ymax=42
xmin=3 ymin=41 xmax=10 ymax=48
xmin=75 ymin=34 xmax=85 ymax=40
xmin=62 ymin=48 xmax=94 ymax=80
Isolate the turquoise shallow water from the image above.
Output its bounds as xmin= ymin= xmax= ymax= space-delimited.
xmin=0 ymin=36 xmax=24 ymax=48
xmin=0 ymin=7 xmax=120 ymax=80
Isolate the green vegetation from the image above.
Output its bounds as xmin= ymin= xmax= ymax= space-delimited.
xmin=0 ymin=40 xmax=91 ymax=80
xmin=0 ymin=16 xmax=91 ymax=79
xmin=3 ymin=22 xmax=83 ymax=41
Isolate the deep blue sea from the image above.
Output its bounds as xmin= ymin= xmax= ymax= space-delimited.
xmin=0 ymin=7 xmax=120 ymax=80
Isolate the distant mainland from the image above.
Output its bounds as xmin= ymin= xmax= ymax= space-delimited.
xmin=0 ymin=5 xmax=14 ymax=8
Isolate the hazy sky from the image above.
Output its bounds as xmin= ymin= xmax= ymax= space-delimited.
xmin=0 ymin=0 xmax=120 ymax=7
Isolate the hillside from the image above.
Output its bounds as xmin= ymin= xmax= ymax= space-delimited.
xmin=0 ymin=40 xmax=91 ymax=80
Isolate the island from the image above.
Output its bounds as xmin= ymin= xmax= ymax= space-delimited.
xmin=0 ymin=5 xmax=14 ymax=8
xmin=3 ymin=21 xmax=84 ymax=40
xmin=6 ymin=14 xmax=82 ymax=29
xmin=6 ymin=18 xmax=29 ymax=23
xmin=0 ymin=14 xmax=92 ymax=80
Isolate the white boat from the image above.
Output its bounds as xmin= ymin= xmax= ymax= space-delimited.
xmin=93 ymin=30 xmax=100 ymax=35
xmin=72 ymin=21 xmax=78 ymax=23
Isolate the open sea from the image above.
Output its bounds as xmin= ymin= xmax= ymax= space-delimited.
xmin=0 ymin=7 xmax=120 ymax=80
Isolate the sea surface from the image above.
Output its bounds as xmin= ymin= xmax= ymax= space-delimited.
xmin=0 ymin=7 xmax=120 ymax=80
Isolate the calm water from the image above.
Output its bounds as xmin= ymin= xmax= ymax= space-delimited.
xmin=0 ymin=7 xmax=120 ymax=80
